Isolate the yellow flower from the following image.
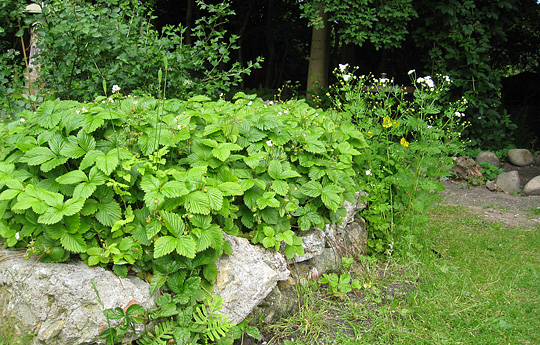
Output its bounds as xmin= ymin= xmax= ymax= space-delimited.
xmin=382 ymin=116 xmax=393 ymax=128
xmin=400 ymin=137 xmax=409 ymax=147
xmin=367 ymin=130 xmax=374 ymax=138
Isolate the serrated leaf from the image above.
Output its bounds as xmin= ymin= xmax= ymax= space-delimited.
xmin=146 ymin=218 xmax=162 ymax=240
xmin=160 ymin=210 xmax=185 ymax=237
xmin=271 ymin=180 xmax=289 ymax=196
xmin=63 ymin=196 xmax=86 ymax=216
xmin=81 ymin=198 xmax=99 ymax=215
xmin=60 ymin=232 xmax=86 ymax=253
xmin=207 ymin=187 xmax=223 ymax=211
xmin=73 ymin=182 xmax=97 ymax=198
xmin=154 ymin=236 xmax=177 ymax=258
xmin=21 ymin=147 xmax=55 ymax=166
xmin=161 ymin=181 xmax=189 ymax=198
xmin=305 ymin=140 xmax=326 ymax=153
xmin=83 ymin=112 xmax=104 ymax=133
xmin=300 ymin=180 xmax=322 ymax=197
xmin=175 ymin=235 xmax=197 ymax=258
xmin=95 ymin=150 xmax=119 ymax=176
xmin=56 ymin=170 xmax=88 ymax=185
xmin=79 ymin=150 xmax=102 ymax=170
xmin=96 ymin=199 xmax=122 ymax=226
xmin=217 ymin=182 xmax=243 ymax=196
xmin=149 ymin=272 xmax=167 ymax=295
xmin=38 ymin=208 xmax=64 ymax=224
xmin=203 ymin=263 xmax=218 ymax=282
xmin=185 ymin=191 xmax=211 ymax=215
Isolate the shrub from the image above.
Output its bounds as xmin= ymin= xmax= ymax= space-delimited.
xmin=33 ymin=0 xmax=261 ymax=102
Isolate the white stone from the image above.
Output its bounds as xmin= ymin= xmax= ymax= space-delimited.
xmin=476 ymin=151 xmax=500 ymax=167
xmin=496 ymin=171 xmax=521 ymax=194
xmin=213 ymin=234 xmax=289 ymax=324
xmin=523 ymin=176 xmax=540 ymax=195
xmin=0 ymin=249 xmax=156 ymax=345
xmin=508 ymin=149 xmax=534 ymax=166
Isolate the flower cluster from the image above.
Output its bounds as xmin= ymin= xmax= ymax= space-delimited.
xmin=416 ymin=76 xmax=435 ymax=89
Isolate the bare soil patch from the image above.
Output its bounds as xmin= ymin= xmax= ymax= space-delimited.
xmin=439 ymin=164 xmax=540 ymax=227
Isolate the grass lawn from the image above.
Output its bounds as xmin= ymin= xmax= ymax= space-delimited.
xmin=263 ymin=204 xmax=540 ymax=345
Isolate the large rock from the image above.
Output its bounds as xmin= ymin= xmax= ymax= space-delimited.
xmin=476 ymin=151 xmax=500 ymax=167
xmin=523 ymin=176 xmax=540 ymax=195
xmin=0 ymin=249 xmax=156 ymax=345
xmin=496 ymin=171 xmax=521 ymax=194
xmin=213 ymin=234 xmax=289 ymax=324
xmin=508 ymin=149 xmax=534 ymax=166
xmin=287 ymin=228 xmax=325 ymax=263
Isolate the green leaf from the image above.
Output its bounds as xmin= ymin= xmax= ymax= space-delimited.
xmin=300 ymin=180 xmax=322 ymax=197
xmin=96 ymin=199 xmax=122 ymax=227
xmin=207 ymin=187 xmax=223 ymax=211
xmin=21 ymin=147 xmax=55 ymax=166
xmin=95 ymin=150 xmax=119 ymax=176
xmin=272 ymin=180 xmax=289 ymax=196
xmin=63 ymin=196 xmax=86 ymax=216
xmin=185 ymin=191 xmax=211 ymax=215
xmin=203 ymin=263 xmax=218 ymax=282
xmin=321 ymin=184 xmax=344 ymax=212
xmin=56 ymin=170 xmax=88 ymax=185
xmin=160 ymin=210 xmax=186 ymax=237
xmin=161 ymin=181 xmax=189 ymax=198
xmin=154 ymin=236 xmax=177 ymax=258
xmin=83 ymin=111 xmax=104 ymax=133
xmin=60 ymin=232 xmax=86 ymax=253
xmin=217 ymin=182 xmax=243 ymax=196
xmin=176 ymin=236 xmax=197 ymax=258
xmin=212 ymin=143 xmax=242 ymax=162
xmin=149 ymin=272 xmax=167 ymax=295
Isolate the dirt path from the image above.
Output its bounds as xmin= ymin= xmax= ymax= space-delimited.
xmin=439 ymin=180 xmax=540 ymax=227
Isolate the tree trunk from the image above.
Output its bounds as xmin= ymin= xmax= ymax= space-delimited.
xmin=306 ymin=2 xmax=330 ymax=99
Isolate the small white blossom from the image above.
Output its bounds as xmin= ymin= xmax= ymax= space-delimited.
xmin=284 ymin=109 xmax=289 ymax=114
xmin=477 ymin=116 xmax=482 ymax=120
xmin=338 ymin=63 xmax=348 ymax=72
xmin=133 ymin=101 xmax=138 ymax=105
xmin=266 ymin=140 xmax=273 ymax=147
xmin=444 ymin=75 xmax=451 ymax=82
xmin=15 ymin=232 xmax=20 ymax=240
xmin=112 ymin=85 xmax=121 ymax=93
xmin=19 ymin=118 xmax=25 ymax=123
xmin=76 ymin=110 xmax=80 ymax=114
xmin=427 ymin=125 xmax=433 ymax=129
xmin=365 ymin=170 xmax=372 ymax=176
xmin=408 ymin=69 xmax=415 ymax=75
xmin=177 ymin=124 xmax=184 ymax=130
xmin=417 ymin=77 xmax=425 ymax=84
xmin=81 ymin=107 xmax=88 ymax=113
xmin=277 ymin=112 xmax=282 ymax=116
xmin=343 ymin=74 xmax=351 ymax=82
xmin=247 ymin=101 xmax=253 ymax=106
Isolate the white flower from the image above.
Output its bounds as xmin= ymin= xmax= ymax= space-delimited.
xmin=19 ymin=118 xmax=25 ymax=123
xmin=284 ymin=109 xmax=288 ymax=114
xmin=112 ymin=85 xmax=121 ymax=93
xmin=108 ymin=97 xmax=114 ymax=103
xmin=424 ymin=76 xmax=435 ymax=88
xmin=247 ymin=101 xmax=253 ymax=106
xmin=338 ymin=63 xmax=348 ymax=72
xmin=408 ymin=69 xmax=415 ymax=75
xmin=343 ymin=74 xmax=351 ymax=82
xmin=133 ymin=101 xmax=138 ymax=105
xmin=455 ymin=111 xmax=464 ymax=117
xmin=444 ymin=75 xmax=451 ymax=82
xmin=277 ymin=112 xmax=282 ymax=116
xmin=365 ymin=170 xmax=372 ymax=176
xmin=15 ymin=232 xmax=20 ymax=240
xmin=427 ymin=125 xmax=433 ymax=129
xmin=477 ymin=116 xmax=482 ymax=120
xmin=266 ymin=140 xmax=273 ymax=147
xmin=177 ymin=124 xmax=184 ymax=130
xmin=416 ymin=77 xmax=424 ymax=84
xmin=81 ymin=107 xmax=88 ymax=113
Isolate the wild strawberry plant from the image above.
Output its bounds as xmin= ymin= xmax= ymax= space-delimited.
xmin=0 ymin=89 xmax=367 ymax=342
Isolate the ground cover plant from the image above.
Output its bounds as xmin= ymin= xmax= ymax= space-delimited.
xmin=0 ymin=85 xmax=370 ymax=343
